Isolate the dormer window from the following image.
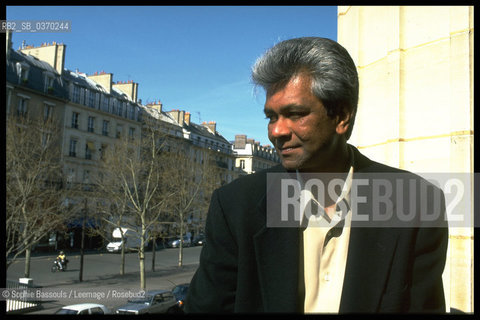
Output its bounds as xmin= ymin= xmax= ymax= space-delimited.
xmin=88 ymin=90 xmax=96 ymax=108
xmin=16 ymin=62 xmax=30 ymax=84
xmin=44 ymin=72 xmax=55 ymax=93
xmin=72 ymin=84 xmax=81 ymax=103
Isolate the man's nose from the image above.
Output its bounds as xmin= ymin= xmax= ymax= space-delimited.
xmin=269 ymin=117 xmax=291 ymax=139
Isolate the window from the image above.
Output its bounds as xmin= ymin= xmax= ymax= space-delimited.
xmin=90 ymin=307 xmax=104 ymax=315
xmin=111 ymin=99 xmax=116 ymax=114
xmin=154 ymin=295 xmax=164 ymax=304
xmin=87 ymin=116 xmax=95 ymax=133
xmin=44 ymin=74 xmax=55 ymax=93
xmin=67 ymin=168 xmax=75 ymax=185
xmin=80 ymin=87 xmax=86 ymax=105
xmin=102 ymin=95 xmax=109 ymax=112
xmin=118 ymin=101 xmax=124 ymax=117
xmin=17 ymin=97 xmax=29 ymax=117
xmin=116 ymin=124 xmax=123 ymax=138
xmin=85 ymin=142 xmax=94 ymax=160
xmin=41 ymin=132 xmax=51 ymax=147
xmin=128 ymin=104 xmax=135 ymax=120
xmin=100 ymin=144 xmax=107 ymax=160
xmin=69 ymin=139 xmax=77 ymax=157
xmin=88 ymin=90 xmax=96 ymax=108
xmin=71 ymin=112 xmax=79 ymax=129
xmin=129 ymin=127 xmax=135 ymax=140
xmin=102 ymin=120 xmax=109 ymax=136
xmin=6 ymin=86 xmax=13 ymax=114
xmin=16 ymin=62 xmax=29 ymax=83
xmin=240 ymin=160 xmax=245 ymax=169
xmin=72 ymin=85 xmax=80 ymax=103
xmin=83 ymin=170 xmax=90 ymax=184
xmin=43 ymin=103 xmax=54 ymax=122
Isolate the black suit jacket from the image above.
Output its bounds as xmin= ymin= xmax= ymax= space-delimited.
xmin=185 ymin=146 xmax=448 ymax=313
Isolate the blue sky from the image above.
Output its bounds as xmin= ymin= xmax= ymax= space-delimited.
xmin=6 ymin=6 xmax=338 ymax=146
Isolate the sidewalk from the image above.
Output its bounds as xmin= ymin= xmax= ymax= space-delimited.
xmin=22 ymin=263 xmax=199 ymax=314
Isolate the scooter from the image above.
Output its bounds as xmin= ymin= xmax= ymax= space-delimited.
xmin=51 ymin=258 xmax=68 ymax=272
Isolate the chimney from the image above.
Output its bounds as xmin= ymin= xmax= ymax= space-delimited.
xmin=149 ymin=100 xmax=162 ymax=113
xmin=234 ymin=134 xmax=247 ymax=149
xmin=19 ymin=41 xmax=66 ymax=75
xmin=167 ymin=109 xmax=185 ymax=126
xmin=87 ymin=72 xmax=113 ymax=93
xmin=204 ymin=121 xmax=217 ymax=134
xmin=185 ymin=112 xmax=191 ymax=126
xmin=112 ymin=81 xmax=139 ymax=103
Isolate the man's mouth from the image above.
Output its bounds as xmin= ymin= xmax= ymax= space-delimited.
xmin=278 ymin=145 xmax=300 ymax=155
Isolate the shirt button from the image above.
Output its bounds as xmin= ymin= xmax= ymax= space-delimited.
xmin=324 ymin=273 xmax=331 ymax=282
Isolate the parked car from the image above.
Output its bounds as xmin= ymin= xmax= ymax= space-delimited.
xmin=171 ymin=283 xmax=189 ymax=311
xmin=192 ymin=234 xmax=205 ymax=246
xmin=168 ymin=235 xmax=191 ymax=248
xmin=55 ymin=303 xmax=111 ymax=315
xmin=115 ymin=290 xmax=179 ymax=314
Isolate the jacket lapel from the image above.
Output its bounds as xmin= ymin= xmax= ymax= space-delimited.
xmin=253 ymin=219 xmax=300 ymax=312
xmin=252 ymin=174 xmax=300 ymax=312
xmin=339 ymin=146 xmax=400 ymax=312
xmin=339 ymin=227 xmax=399 ymax=313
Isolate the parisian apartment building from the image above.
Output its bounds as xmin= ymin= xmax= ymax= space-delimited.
xmin=232 ymin=134 xmax=280 ymax=175
xmin=6 ymin=31 xmax=279 ymax=249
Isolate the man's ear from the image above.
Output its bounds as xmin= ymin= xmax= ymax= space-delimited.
xmin=335 ymin=111 xmax=352 ymax=135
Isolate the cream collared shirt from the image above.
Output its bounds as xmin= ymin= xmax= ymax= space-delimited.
xmin=297 ymin=151 xmax=354 ymax=313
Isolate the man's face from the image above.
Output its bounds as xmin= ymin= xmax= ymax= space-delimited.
xmin=264 ymin=74 xmax=342 ymax=172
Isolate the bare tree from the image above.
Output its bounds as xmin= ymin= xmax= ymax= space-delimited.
xmin=162 ymin=146 xmax=223 ymax=267
xmin=93 ymin=122 xmax=174 ymax=290
xmin=6 ymin=114 xmax=73 ymax=275
xmin=86 ymin=187 xmax=132 ymax=276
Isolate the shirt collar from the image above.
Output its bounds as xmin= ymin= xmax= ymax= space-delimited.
xmin=296 ymin=145 xmax=355 ymax=227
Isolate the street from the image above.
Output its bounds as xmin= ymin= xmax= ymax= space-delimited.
xmin=6 ymin=246 xmax=202 ymax=314
xmin=7 ymin=246 xmax=201 ymax=287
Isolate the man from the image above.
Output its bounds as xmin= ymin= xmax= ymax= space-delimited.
xmin=185 ymin=37 xmax=448 ymax=313
xmin=56 ymin=250 xmax=68 ymax=271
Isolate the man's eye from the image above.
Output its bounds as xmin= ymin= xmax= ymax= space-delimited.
xmin=288 ymin=112 xmax=307 ymax=119
xmin=265 ymin=114 xmax=277 ymax=122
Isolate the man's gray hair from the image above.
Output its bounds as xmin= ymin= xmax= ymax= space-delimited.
xmin=251 ymin=37 xmax=359 ymax=139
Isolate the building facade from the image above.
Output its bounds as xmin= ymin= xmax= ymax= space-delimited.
xmin=232 ymin=134 xmax=280 ymax=175
xmin=338 ymin=6 xmax=474 ymax=312
xmin=6 ymin=33 xmax=237 ymax=249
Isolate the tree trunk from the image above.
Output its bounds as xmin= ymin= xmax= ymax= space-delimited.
xmin=178 ymin=220 xmax=184 ymax=267
xmin=23 ymin=245 xmax=31 ymax=278
xmin=79 ymin=214 xmax=86 ymax=282
xmin=120 ymin=237 xmax=125 ymax=276
xmin=139 ymin=244 xmax=146 ymax=290
xmin=151 ymin=236 xmax=156 ymax=272
xmin=178 ymin=239 xmax=183 ymax=267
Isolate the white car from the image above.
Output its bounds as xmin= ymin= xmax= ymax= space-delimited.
xmin=55 ymin=303 xmax=112 ymax=315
